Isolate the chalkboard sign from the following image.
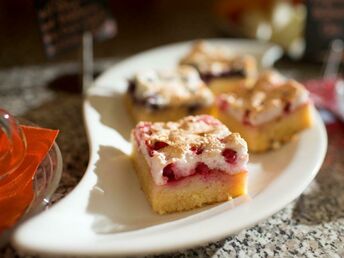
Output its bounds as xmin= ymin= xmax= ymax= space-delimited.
xmin=35 ymin=0 xmax=116 ymax=57
xmin=304 ymin=0 xmax=344 ymax=62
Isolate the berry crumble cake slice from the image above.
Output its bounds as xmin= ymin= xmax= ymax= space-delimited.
xmin=215 ymin=71 xmax=314 ymax=152
xmin=131 ymin=115 xmax=249 ymax=214
xmin=180 ymin=41 xmax=257 ymax=95
xmin=125 ymin=65 xmax=214 ymax=122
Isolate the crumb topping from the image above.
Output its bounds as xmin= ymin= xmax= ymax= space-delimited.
xmin=131 ymin=65 xmax=213 ymax=108
xmin=180 ymin=41 xmax=256 ymax=77
xmin=132 ymin=115 xmax=248 ymax=185
xmin=255 ymin=70 xmax=286 ymax=88
xmin=218 ymin=72 xmax=310 ymax=125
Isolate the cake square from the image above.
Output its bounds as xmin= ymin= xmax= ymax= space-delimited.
xmin=215 ymin=71 xmax=314 ymax=152
xmin=131 ymin=115 xmax=249 ymax=214
xmin=180 ymin=41 xmax=257 ymax=95
xmin=125 ymin=66 xmax=214 ymax=123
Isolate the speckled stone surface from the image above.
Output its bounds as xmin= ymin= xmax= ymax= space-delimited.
xmin=0 ymin=61 xmax=344 ymax=258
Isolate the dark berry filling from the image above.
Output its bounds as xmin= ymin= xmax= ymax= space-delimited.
xmin=127 ymin=79 xmax=165 ymax=110
xmin=127 ymin=80 xmax=136 ymax=95
xmin=163 ymin=163 xmax=176 ymax=181
xmin=187 ymin=104 xmax=202 ymax=114
xmin=145 ymin=95 xmax=161 ymax=110
xmin=222 ymin=148 xmax=238 ymax=164
xmin=200 ymin=69 xmax=246 ymax=83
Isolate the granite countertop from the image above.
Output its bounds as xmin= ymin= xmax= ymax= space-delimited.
xmin=0 ymin=60 xmax=343 ymax=258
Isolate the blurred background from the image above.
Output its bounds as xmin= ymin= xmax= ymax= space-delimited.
xmin=1 ymin=0 xmax=341 ymax=68
xmin=1 ymin=1 xmax=344 ymax=257
xmin=0 ymin=0 xmax=215 ymax=67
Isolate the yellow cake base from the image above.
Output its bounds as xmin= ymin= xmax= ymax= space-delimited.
xmin=208 ymin=77 xmax=255 ymax=96
xmin=125 ymin=94 xmax=212 ymax=123
xmin=132 ymin=142 xmax=247 ymax=214
xmin=215 ymin=104 xmax=314 ymax=153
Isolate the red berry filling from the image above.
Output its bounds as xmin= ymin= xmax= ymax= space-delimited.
xmin=190 ymin=145 xmax=204 ymax=155
xmin=222 ymin=148 xmax=237 ymax=164
xmin=243 ymin=109 xmax=251 ymax=126
xmin=146 ymin=140 xmax=168 ymax=157
xmin=163 ymin=163 xmax=176 ymax=182
xmin=153 ymin=141 xmax=169 ymax=150
xmin=284 ymin=101 xmax=291 ymax=113
xmin=218 ymin=97 xmax=229 ymax=111
xmin=163 ymin=162 xmax=214 ymax=183
xmin=195 ymin=162 xmax=211 ymax=174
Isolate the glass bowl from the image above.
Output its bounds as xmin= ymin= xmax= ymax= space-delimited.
xmin=0 ymin=142 xmax=63 ymax=246
xmin=29 ymin=142 xmax=63 ymax=214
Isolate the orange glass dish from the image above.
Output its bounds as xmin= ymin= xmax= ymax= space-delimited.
xmin=0 ymin=109 xmax=60 ymax=235
xmin=0 ymin=110 xmax=27 ymax=179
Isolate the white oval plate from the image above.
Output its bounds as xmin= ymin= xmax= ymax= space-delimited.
xmin=12 ymin=39 xmax=327 ymax=257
